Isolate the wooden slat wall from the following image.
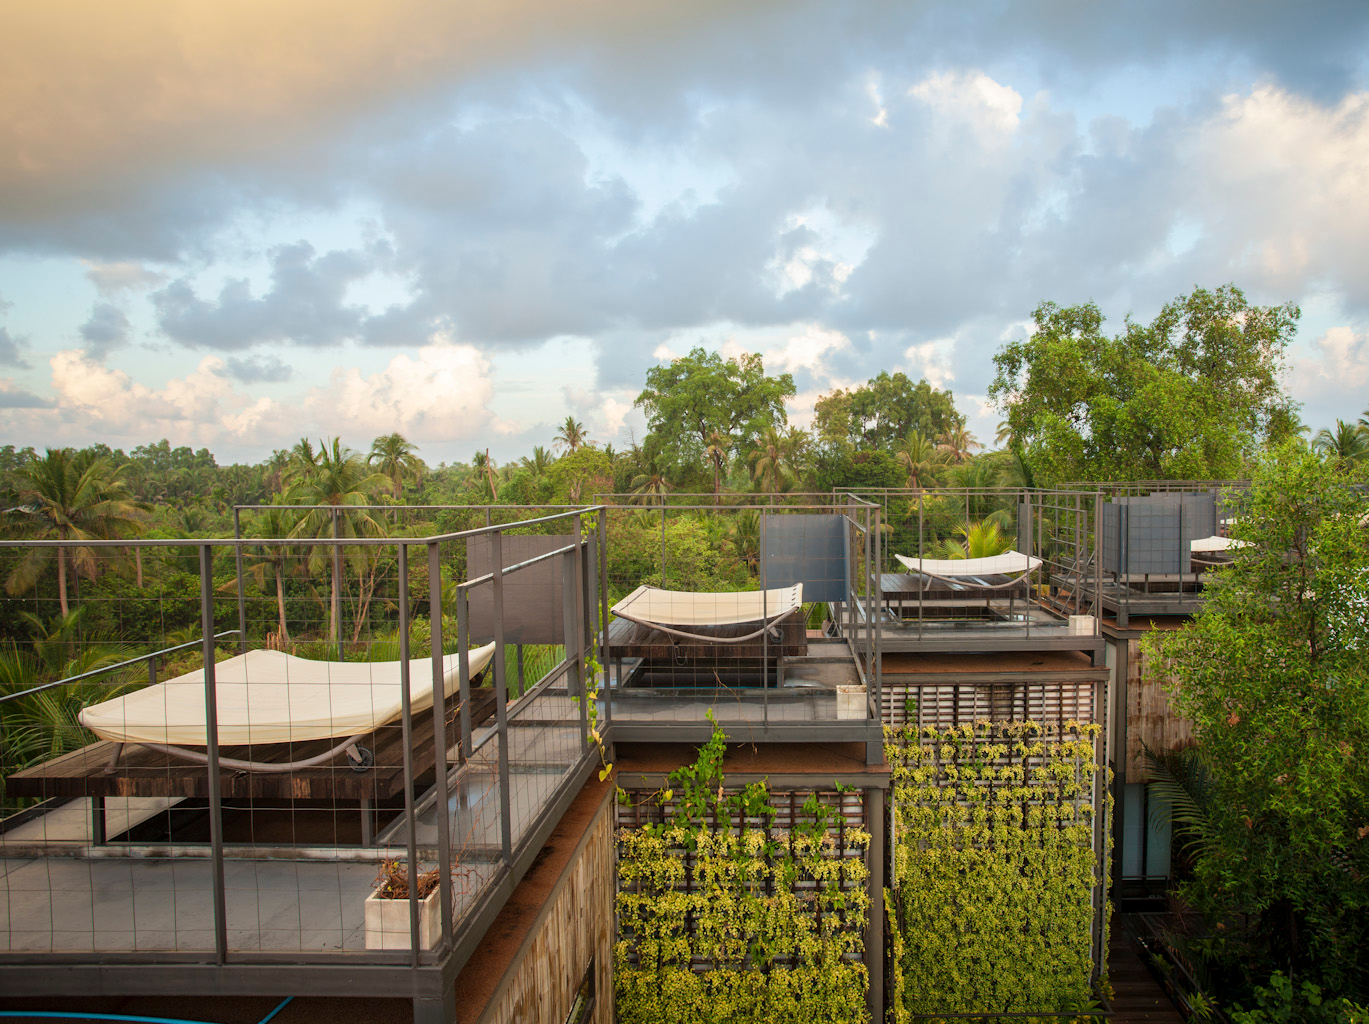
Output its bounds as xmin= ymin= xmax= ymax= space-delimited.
xmin=481 ymin=795 xmax=615 ymax=1024
xmin=881 ymin=680 xmax=1098 ymax=730
xmin=1125 ymin=638 xmax=1193 ymax=781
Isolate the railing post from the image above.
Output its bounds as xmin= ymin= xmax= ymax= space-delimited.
xmin=457 ymin=588 xmax=472 ymax=760
xmin=563 ymin=544 xmax=587 ymax=754
xmin=873 ymin=503 xmax=882 ymax=722
xmin=491 ymin=529 xmax=513 ymax=866
xmin=233 ymin=509 xmax=247 ymax=655
xmin=331 ymin=508 xmax=342 ymax=655
xmin=199 ymin=544 xmax=228 ymax=964
xmin=397 ymin=543 xmax=421 ymax=965
xmin=426 ymin=541 xmax=454 ymax=948
xmin=598 ymin=512 xmax=611 ymax=725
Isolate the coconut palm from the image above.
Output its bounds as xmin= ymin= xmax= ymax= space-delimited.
xmin=747 ymin=426 xmax=808 ymax=494
xmin=520 ymin=445 xmax=555 ymax=481
xmin=936 ymin=425 xmax=982 ymax=464
xmin=723 ymin=510 xmax=761 ymax=574
xmin=630 ymin=467 xmax=672 ymax=505
xmin=892 ymin=430 xmax=945 ymax=493
xmin=286 ymin=439 xmax=390 ymax=646
xmin=5 ymin=449 xmax=147 ymax=616
xmin=1312 ymin=420 xmax=1369 ymax=469
xmin=554 ymin=416 xmax=588 ymax=454
xmin=263 ymin=448 xmax=292 ymax=495
xmin=285 ymin=437 xmax=320 ymax=485
xmin=472 ymin=449 xmax=500 ymax=501
xmin=748 ymin=427 xmax=786 ymax=494
xmin=704 ymin=431 xmax=730 ymax=496
xmin=937 ymin=519 xmax=1012 ymax=560
xmin=368 ymin=432 xmax=424 ymax=499
xmin=235 ymin=501 xmax=301 ymax=644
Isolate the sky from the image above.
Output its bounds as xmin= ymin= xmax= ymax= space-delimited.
xmin=2 ymin=0 xmax=1368 ymax=467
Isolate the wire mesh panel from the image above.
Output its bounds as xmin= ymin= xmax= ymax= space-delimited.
xmin=0 ymin=506 xmax=603 ymax=964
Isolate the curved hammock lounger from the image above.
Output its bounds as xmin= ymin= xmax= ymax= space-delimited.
xmin=78 ymin=642 xmax=497 ymax=774
xmin=610 ymin=584 xmax=804 ymax=644
xmin=893 ymin=550 xmax=1043 ymax=590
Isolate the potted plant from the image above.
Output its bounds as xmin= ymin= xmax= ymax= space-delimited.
xmin=364 ymin=860 xmax=442 ymax=950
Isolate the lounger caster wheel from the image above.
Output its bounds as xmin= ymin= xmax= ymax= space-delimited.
xmin=346 ymin=745 xmax=374 ymax=771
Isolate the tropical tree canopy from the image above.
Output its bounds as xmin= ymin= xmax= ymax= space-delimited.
xmin=368 ymin=432 xmax=425 ymax=497
xmin=4 ymin=448 xmax=146 ymax=616
xmin=989 ymin=285 xmax=1300 ymax=484
xmin=814 ymin=371 xmax=963 ymax=450
xmin=1146 ymin=441 xmax=1369 ymax=1002
xmin=636 ymin=347 xmax=795 ymax=487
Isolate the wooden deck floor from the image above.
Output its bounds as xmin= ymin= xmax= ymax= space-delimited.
xmin=1108 ymin=915 xmax=1185 ymax=1023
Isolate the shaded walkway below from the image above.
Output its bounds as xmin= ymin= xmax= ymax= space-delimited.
xmin=1108 ymin=915 xmax=1185 ymax=1023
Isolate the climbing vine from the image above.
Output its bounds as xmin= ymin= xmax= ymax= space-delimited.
xmin=615 ymin=716 xmax=871 ymax=1023
xmin=887 ymin=720 xmax=1107 ymax=1017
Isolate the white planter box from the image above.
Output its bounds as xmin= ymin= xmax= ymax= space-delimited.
xmin=1068 ymin=614 xmax=1096 ymax=635
xmin=364 ymin=886 xmax=441 ymax=950
xmin=836 ymin=685 xmax=867 ymax=720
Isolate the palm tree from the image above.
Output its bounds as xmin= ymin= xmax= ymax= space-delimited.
xmin=520 ymin=445 xmax=555 ymax=481
xmin=704 ymin=431 xmax=730 ymax=496
xmin=748 ymin=427 xmax=787 ymax=494
xmin=723 ymin=510 xmax=761 ymax=574
xmin=235 ymin=502 xmax=300 ymax=644
xmin=994 ymin=420 xmax=1014 ymax=449
xmin=554 ymin=416 xmax=588 ymax=453
xmin=263 ymin=448 xmax=292 ymax=495
xmin=937 ymin=519 xmax=1012 ymax=560
xmin=472 ymin=449 xmax=499 ymax=501
xmin=5 ymin=449 xmax=147 ymax=616
xmin=630 ymin=467 xmax=671 ymax=505
xmin=287 ymin=439 xmax=390 ymax=646
xmin=1312 ymin=420 xmax=1369 ymax=469
xmin=368 ymin=432 xmax=424 ymax=499
xmin=892 ymin=430 xmax=945 ymax=493
xmin=936 ymin=425 xmax=982 ymax=464
xmin=285 ymin=437 xmax=320 ymax=485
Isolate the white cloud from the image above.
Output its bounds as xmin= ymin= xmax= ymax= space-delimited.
xmin=82 ymin=260 xmax=166 ymax=296
xmin=1188 ymin=86 xmax=1369 ymax=301
xmin=1289 ymin=325 xmax=1369 ymax=424
xmin=37 ymin=349 xmax=288 ymax=447
xmin=304 ymin=339 xmax=497 ymax=442
xmin=910 ymin=71 xmax=1023 ymax=138
xmin=763 ymin=324 xmax=851 ymax=377
xmin=901 ymin=340 xmax=956 ymax=390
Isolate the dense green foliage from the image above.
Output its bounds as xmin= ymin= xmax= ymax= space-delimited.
xmin=989 ymin=285 xmax=1300 ymax=484
xmin=814 ymin=371 xmax=963 ymax=450
xmin=1146 ymin=442 xmax=1369 ymax=1005
xmin=635 ymin=347 xmax=796 ymax=492
xmin=616 ymin=721 xmax=870 ymax=1023
xmin=886 ymin=721 xmax=1105 ymax=1016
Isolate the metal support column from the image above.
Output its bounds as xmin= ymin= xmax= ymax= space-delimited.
xmin=427 ymin=541 xmax=455 ymax=949
xmin=397 ymin=543 xmax=422 ymax=965
xmin=457 ymin=589 xmax=472 ymax=760
xmin=331 ymin=509 xmax=343 ymax=654
xmin=199 ymin=545 xmax=228 ymax=964
xmin=598 ymin=513 xmax=611 ymax=726
xmin=490 ymin=530 xmax=513 ymax=866
xmin=865 ymin=786 xmax=886 ymax=1024
xmin=232 ymin=509 xmax=247 ymax=654
xmin=563 ymin=545 xmax=587 ymax=754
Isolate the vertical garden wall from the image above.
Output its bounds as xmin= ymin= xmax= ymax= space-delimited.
xmin=886 ymin=721 xmax=1108 ymax=1018
xmin=614 ymin=726 xmax=872 ymax=1024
